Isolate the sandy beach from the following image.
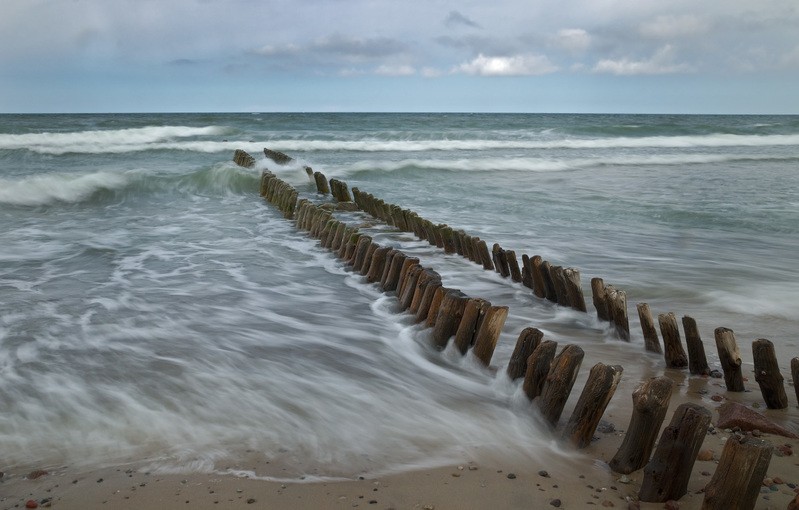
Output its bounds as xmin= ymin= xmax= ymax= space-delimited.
xmin=4 ymin=370 xmax=797 ymax=510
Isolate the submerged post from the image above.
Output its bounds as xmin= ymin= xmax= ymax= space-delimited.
xmin=507 ymin=327 xmax=544 ymax=381
xmin=523 ymin=340 xmax=558 ymax=400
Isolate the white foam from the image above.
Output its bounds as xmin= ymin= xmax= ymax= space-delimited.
xmin=0 ymin=171 xmax=131 ymax=205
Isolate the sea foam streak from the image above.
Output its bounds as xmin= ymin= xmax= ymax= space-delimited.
xmin=0 ymin=171 xmax=131 ymax=206
xmin=0 ymin=125 xmax=231 ymax=154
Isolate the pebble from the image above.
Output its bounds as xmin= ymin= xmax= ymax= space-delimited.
xmin=246 ymin=498 xmax=256 ymax=504
xmin=539 ymin=470 xmax=550 ymax=478
xmin=711 ymin=395 xmax=724 ymax=402
xmin=697 ymin=449 xmax=714 ymax=461
xmin=602 ymin=500 xmax=615 ymax=507
xmin=28 ymin=470 xmax=48 ymax=480
xmin=550 ymin=499 xmax=561 ymax=507
xmin=25 ymin=501 xmax=38 ymax=509
xmin=617 ymin=475 xmax=631 ymax=484
xmin=763 ymin=478 xmax=775 ymax=487
xmin=507 ymin=473 xmax=517 ymax=479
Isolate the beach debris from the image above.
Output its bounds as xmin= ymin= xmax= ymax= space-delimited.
xmin=639 ymin=403 xmax=711 ymax=503
xmin=752 ymin=338 xmax=788 ymax=409
xmin=702 ymin=434 xmax=773 ymax=510
xmin=716 ymin=401 xmax=798 ymax=438
xmin=27 ymin=469 xmax=48 ymax=480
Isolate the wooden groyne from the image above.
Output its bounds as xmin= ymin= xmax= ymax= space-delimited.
xmin=236 ymin=148 xmax=796 ymax=510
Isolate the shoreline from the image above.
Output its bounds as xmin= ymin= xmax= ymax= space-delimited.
xmin=4 ymin=372 xmax=797 ymax=510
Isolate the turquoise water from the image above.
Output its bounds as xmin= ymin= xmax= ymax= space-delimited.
xmin=1 ymin=113 xmax=798 ymax=477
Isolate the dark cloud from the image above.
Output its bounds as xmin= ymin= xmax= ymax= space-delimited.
xmin=311 ymin=34 xmax=407 ymax=59
xmin=445 ymin=10 xmax=481 ymax=29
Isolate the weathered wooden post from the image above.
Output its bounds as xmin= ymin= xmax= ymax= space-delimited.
xmin=414 ymin=279 xmax=443 ymax=324
xmin=562 ymin=268 xmax=586 ymax=312
xmin=339 ymin=228 xmax=357 ymax=259
xmin=636 ymin=303 xmax=662 ymax=354
xmin=506 ymin=250 xmax=522 ymax=283
xmin=530 ymin=255 xmax=547 ymax=299
xmin=523 ymin=340 xmax=558 ymax=400
xmin=539 ymin=261 xmax=558 ymax=303
xmin=398 ymin=265 xmax=423 ymax=310
xmin=424 ymin=286 xmax=448 ymax=328
xmin=793 ymin=357 xmax=799 ymax=407
xmin=714 ymin=327 xmax=745 ymax=391
xmin=605 ymin=286 xmax=630 ymax=340
xmin=638 ymin=403 xmax=711 ymax=503
xmin=233 ymin=149 xmax=256 ymax=168
xmin=264 ymin=148 xmax=292 ymax=164
xmin=453 ymin=298 xmax=490 ymax=354
xmin=609 ymin=376 xmax=674 ymax=474
xmin=701 ymin=435 xmax=773 ymax=510
xmin=492 ymin=244 xmax=509 ymax=277
xmin=507 ymin=327 xmax=544 ymax=381
xmin=350 ymin=236 xmax=373 ymax=271
xmin=380 ymin=251 xmax=405 ymax=291
xmin=409 ymin=269 xmax=440 ymax=315
xmin=366 ymin=247 xmax=390 ymax=284
xmin=752 ymin=338 xmax=788 ymax=409
xmin=591 ymin=277 xmax=610 ymax=321
xmin=521 ymin=254 xmax=534 ymax=289
xmin=471 ymin=305 xmax=509 ymax=366
xmin=476 ymin=240 xmax=495 ymax=270
xmin=682 ymin=316 xmax=710 ymax=375
xmin=562 ymin=363 xmax=623 ymax=448
xmin=537 ymin=344 xmax=585 ymax=426
xmin=549 ymin=265 xmax=571 ymax=307
xmin=658 ymin=312 xmax=688 ymax=368
xmin=431 ymin=290 xmax=470 ymax=350
xmin=396 ymin=257 xmax=421 ymax=299
xmin=313 ymin=172 xmax=330 ymax=194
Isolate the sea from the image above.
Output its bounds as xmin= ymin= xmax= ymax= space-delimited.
xmin=1 ymin=113 xmax=798 ymax=479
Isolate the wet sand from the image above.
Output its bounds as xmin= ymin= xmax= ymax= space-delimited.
xmin=3 ymin=373 xmax=797 ymax=510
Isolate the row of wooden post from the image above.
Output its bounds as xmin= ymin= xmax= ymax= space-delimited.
xmin=637 ymin=303 xmax=799 ymax=409
xmin=350 ymin=188 xmax=632 ymax=334
xmin=243 ymin=150 xmax=782 ymax=510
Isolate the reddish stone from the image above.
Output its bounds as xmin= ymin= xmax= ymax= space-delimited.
xmin=716 ymin=402 xmax=799 ymax=438
xmin=788 ymin=494 xmax=799 ymax=510
xmin=27 ymin=470 xmax=48 ymax=480
xmin=25 ymin=500 xmax=38 ymax=509
xmin=697 ymin=449 xmax=714 ymax=461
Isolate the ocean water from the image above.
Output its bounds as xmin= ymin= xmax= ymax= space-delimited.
xmin=1 ymin=113 xmax=798 ymax=479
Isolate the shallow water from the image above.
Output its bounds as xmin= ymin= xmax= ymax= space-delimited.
xmin=1 ymin=113 xmax=798 ymax=478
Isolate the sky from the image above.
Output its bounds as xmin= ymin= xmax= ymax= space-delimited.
xmin=1 ymin=0 xmax=798 ymax=114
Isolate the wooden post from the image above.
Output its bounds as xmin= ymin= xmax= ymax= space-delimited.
xmin=793 ymin=357 xmax=799 ymax=407
xmin=471 ymin=305 xmax=509 ymax=366
xmin=476 ymin=240 xmax=495 ymax=270
xmin=658 ymin=312 xmax=688 ymax=368
xmin=606 ymin=286 xmax=630 ymax=340
xmin=638 ymin=403 xmax=711 ymax=503
xmin=563 ymin=268 xmax=586 ymax=312
xmin=409 ymin=269 xmax=440 ymax=315
xmin=398 ymin=265 xmax=423 ymax=310
xmin=682 ymin=316 xmax=710 ymax=375
xmin=424 ymin=286 xmax=448 ymax=328
xmin=396 ymin=257 xmax=421 ymax=298
xmin=530 ymin=255 xmax=547 ymax=299
xmin=549 ymin=265 xmax=571 ymax=307
xmin=537 ymin=344 xmax=585 ymax=426
xmin=338 ymin=228 xmax=356 ymax=259
xmin=414 ymin=279 xmax=442 ymax=324
xmin=381 ymin=251 xmax=406 ymax=292
xmin=753 ymin=338 xmax=788 ymax=409
xmin=609 ymin=377 xmax=674 ymax=474
xmin=714 ymin=327 xmax=745 ymax=392
xmin=351 ymin=236 xmax=373 ymax=272
xmin=521 ymin=254 xmax=534 ymax=289
xmin=701 ymin=435 xmax=773 ymax=510
xmin=313 ymin=172 xmax=330 ymax=194
xmin=264 ymin=147 xmax=292 ymax=164
xmin=440 ymin=226 xmax=457 ymax=254
xmin=507 ymin=327 xmax=544 ymax=381
xmin=431 ymin=289 xmax=469 ymax=350
xmin=506 ymin=250 xmax=522 ymax=283
xmin=562 ymin=363 xmax=624 ymax=448
xmin=636 ymin=303 xmax=662 ymax=354
xmin=453 ymin=298 xmax=490 ymax=355
xmin=233 ymin=149 xmax=256 ymax=168
xmin=330 ymin=222 xmax=347 ymax=252
xmin=591 ymin=277 xmax=610 ymax=321
xmin=492 ymin=243 xmax=509 ymax=277
xmin=366 ymin=247 xmax=390 ymax=284
xmin=539 ymin=261 xmax=558 ymax=303
xmin=523 ymin=340 xmax=558 ymax=400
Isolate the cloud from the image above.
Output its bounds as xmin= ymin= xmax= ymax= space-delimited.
xmin=553 ymin=28 xmax=591 ymax=53
xmin=445 ymin=10 xmax=481 ymax=29
xmin=375 ymin=64 xmax=416 ymax=76
xmin=638 ymin=14 xmax=709 ymax=39
xmin=592 ymin=45 xmax=693 ymax=75
xmin=455 ymin=53 xmax=558 ymax=76
xmin=312 ymin=34 xmax=407 ymax=59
